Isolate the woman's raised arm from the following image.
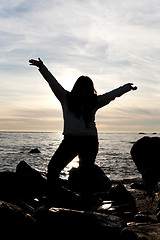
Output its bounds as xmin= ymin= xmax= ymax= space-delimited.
xmin=96 ymin=83 xmax=137 ymax=109
xmin=29 ymin=58 xmax=67 ymax=102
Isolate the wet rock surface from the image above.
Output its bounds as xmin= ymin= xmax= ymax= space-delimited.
xmin=0 ymin=160 xmax=160 ymax=239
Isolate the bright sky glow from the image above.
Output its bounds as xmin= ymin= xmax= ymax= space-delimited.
xmin=0 ymin=0 xmax=160 ymax=132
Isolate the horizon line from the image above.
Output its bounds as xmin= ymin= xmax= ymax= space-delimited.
xmin=0 ymin=130 xmax=159 ymax=134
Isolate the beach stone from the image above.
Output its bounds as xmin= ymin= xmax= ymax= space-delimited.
xmin=68 ymin=164 xmax=112 ymax=193
xmin=120 ymin=223 xmax=160 ymax=240
xmin=130 ymin=181 xmax=145 ymax=190
xmin=157 ymin=211 xmax=160 ymax=222
xmin=109 ymin=184 xmax=136 ymax=208
xmin=151 ymin=184 xmax=160 ymax=221
xmin=131 ymin=189 xmax=155 ymax=215
xmin=131 ymin=136 xmax=160 ymax=194
xmin=134 ymin=212 xmax=157 ymax=223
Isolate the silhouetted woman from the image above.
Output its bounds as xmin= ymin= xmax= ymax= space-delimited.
xmin=29 ymin=58 xmax=137 ymax=194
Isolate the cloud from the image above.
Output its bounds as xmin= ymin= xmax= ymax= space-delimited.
xmin=0 ymin=0 xmax=160 ymax=131
xmin=0 ymin=105 xmax=63 ymax=131
xmin=96 ymin=104 xmax=160 ymax=132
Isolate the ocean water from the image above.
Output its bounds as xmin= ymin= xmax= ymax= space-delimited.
xmin=0 ymin=131 xmax=159 ymax=181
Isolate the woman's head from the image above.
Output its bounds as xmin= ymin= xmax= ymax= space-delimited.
xmin=71 ymin=76 xmax=97 ymax=96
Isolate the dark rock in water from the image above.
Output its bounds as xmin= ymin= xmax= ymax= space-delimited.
xmin=68 ymin=164 xmax=112 ymax=193
xmin=130 ymin=136 xmax=160 ymax=194
xmin=131 ymin=136 xmax=160 ymax=175
xmin=29 ymin=148 xmax=41 ymax=153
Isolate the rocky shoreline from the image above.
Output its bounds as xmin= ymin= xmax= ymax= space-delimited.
xmin=1 ymin=159 xmax=160 ymax=239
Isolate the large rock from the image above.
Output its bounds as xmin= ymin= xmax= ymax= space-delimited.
xmin=0 ymin=200 xmax=34 ymax=237
xmin=130 ymin=136 xmax=160 ymax=194
xmin=34 ymin=206 xmax=126 ymax=238
xmin=0 ymin=172 xmax=19 ymax=200
xmin=109 ymin=184 xmax=136 ymax=214
xmin=120 ymin=223 xmax=160 ymax=240
xmin=68 ymin=164 xmax=112 ymax=193
xmin=16 ymin=161 xmax=47 ymax=200
xmin=0 ymin=161 xmax=47 ymax=202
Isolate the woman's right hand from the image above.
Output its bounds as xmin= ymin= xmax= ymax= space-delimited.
xmin=128 ymin=83 xmax=137 ymax=91
xmin=29 ymin=58 xmax=43 ymax=68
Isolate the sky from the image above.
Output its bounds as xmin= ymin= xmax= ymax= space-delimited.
xmin=0 ymin=0 xmax=160 ymax=132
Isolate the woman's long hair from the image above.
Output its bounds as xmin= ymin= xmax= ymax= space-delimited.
xmin=67 ymin=76 xmax=97 ymax=128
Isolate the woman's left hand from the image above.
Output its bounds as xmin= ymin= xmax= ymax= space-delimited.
xmin=29 ymin=58 xmax=43 ymax=68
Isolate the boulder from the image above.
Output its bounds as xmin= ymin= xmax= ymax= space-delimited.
xmin=109 ymin=184 xmax=136 ymax=206
xmin=108 ymin=184 xmax=137 ymax=217
xmin=0 ymin=161 xmax=47 ymax=203
xmin=16 ymin=160 xmax=44 ymax=179
xmin=16 ymin=161 xmax=47 ymax=200
xmin=0 ymin=200 xmax=34 ymax=237
xmin=68 ymin=164 xmax=112 ymax=193
xmin=46 ymin=185 xmax=83 ymax=210
xmin=34 ymin=206 xmax=126 ymax=238
xmin=0 ymin=172 xmax=19 ymax=200
xmin=130 ymin=136 xmax=160 ymax=194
